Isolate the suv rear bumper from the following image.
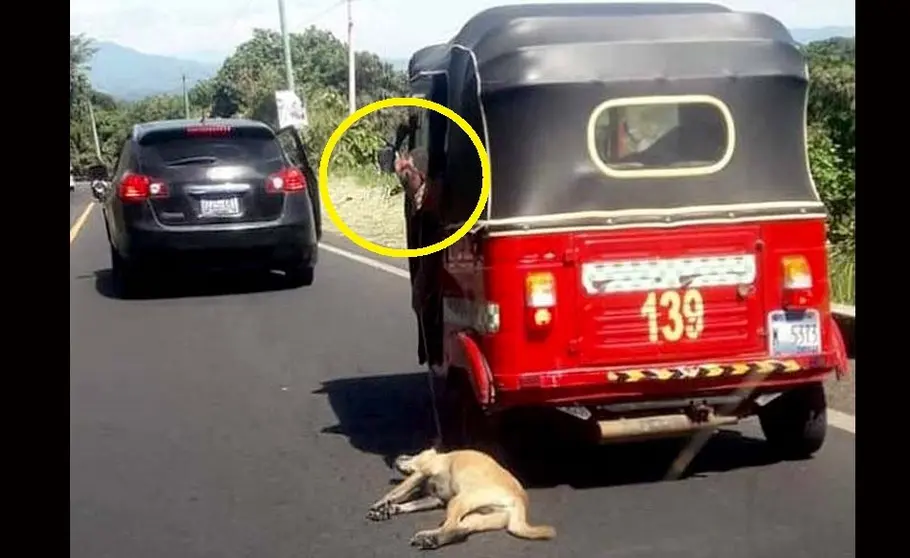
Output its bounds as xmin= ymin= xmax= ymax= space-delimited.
xmin=115 ymin=220 xmax=318 ymax=268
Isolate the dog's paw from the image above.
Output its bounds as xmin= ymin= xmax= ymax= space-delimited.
xmin=367 ymin=501 xmax=395 ymax=522
xmin=409 ymin=531 xmax=441 ymax=550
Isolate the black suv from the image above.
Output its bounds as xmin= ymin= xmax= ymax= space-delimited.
xmin=90 ymin=119 xmax=322 ymax=293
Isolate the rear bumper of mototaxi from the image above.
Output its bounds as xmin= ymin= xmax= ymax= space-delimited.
xmin=444 ymin=324 xmax=850 ymax=415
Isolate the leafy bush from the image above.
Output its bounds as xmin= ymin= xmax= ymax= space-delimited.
xmin=807 ymin=124 xmax=855 ymax=249
xmin=804 ymin=38 xmax=855 ymax=302
xmin=300 ymin=89 xmax=394 ymax=171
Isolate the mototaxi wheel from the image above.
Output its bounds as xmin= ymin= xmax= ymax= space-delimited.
xmin=435 ymin=368 xmax=498 ymax=454
xmin=758 ymin=381 xmax=827 ymax=459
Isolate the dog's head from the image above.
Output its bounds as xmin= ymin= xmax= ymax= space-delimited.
xmin=394 ymin=448 xmax=438 ymax=475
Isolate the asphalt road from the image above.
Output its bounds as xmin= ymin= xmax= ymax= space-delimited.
xmin=70 ymin=188 xmax=855 ymax=558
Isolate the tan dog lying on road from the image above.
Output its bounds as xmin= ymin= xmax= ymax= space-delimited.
xmin=367 ymin=448 xmax=556 ymax=550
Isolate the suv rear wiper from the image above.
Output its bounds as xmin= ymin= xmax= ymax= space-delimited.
xmin=166 ymin=156 xmax=219 ymax=166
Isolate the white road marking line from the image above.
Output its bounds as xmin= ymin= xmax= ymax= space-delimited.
xmin=319 ymin=240 xmax=856 ymax=434
xmin=832 ymin=303 xmax=855 ymax=318
xmin=319 ymin=242 xmax=410 ymax=279
xmin=826 ymin=409 xmax=855 ymax=434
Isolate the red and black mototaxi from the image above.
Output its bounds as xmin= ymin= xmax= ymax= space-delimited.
xmin=379 ymin=2 xmax=850 ymax=460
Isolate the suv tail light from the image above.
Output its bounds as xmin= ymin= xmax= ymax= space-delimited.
xmin=185 ymin=125 xmax=232 ymax=137
xmin=525 ymin=271 xmax=556 ymax=333
xmin=118 ymin=172 xmax=169 ymax=202
xmin=781 ymin=255 xmax=814 ymax=308
xmin=266 ymin=167 xmax=306 ymax=194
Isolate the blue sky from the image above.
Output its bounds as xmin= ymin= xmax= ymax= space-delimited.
xmin=70 ymin=0 xmax=856 ymax=61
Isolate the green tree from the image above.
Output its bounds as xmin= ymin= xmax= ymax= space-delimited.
xmin=70 ymin=34 xmax=96 ymax=109
xmin=70 ymin=34 xmax=100 ymax=169
xmin=805 ymin=38 xmax=855 ymax=169
xmin=200 ymin=26 xmax=408 ymax=170
xmin=807 ymin=124 xmax=854 ymax=248
xmin=804 ymin=37 xmax=855 ymax=250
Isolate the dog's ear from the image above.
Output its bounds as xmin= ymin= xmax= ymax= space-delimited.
xmin=429 ymin=436 xmax=445 ymax=452
xmin=415 ymin=447 xmax=439 ymax=462
xmin=393 ymin=453 xmax=418 ymax=474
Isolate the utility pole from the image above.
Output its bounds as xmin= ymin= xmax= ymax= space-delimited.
xmin=182 ymin=74 xmax=190 ymax=118
xmin=87 ymin=100 xmax=102 ymax=161
xmin=347 ymin=0 xmax=356 ymax=115
xmin=278 ymin=0 xmax=296 ymax=91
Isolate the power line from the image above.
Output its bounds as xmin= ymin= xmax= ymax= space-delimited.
xmin=302 ymin=0 xmax=347 ymax=27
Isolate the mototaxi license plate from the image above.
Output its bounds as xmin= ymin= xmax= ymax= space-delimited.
xmin=768 ymin=309 xmax=821 ymax=356
xmin=199 ymin=196 xmax=241 ymax=217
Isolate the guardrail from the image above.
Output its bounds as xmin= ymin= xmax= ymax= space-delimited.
xmin=832 ymin=303 xmax=855 ymax=358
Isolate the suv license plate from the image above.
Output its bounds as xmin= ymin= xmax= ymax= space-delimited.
xmin=200 ymin=197 xmax=241 ymax=217
xmin=768 ymin=309 xmax=821 ymax=356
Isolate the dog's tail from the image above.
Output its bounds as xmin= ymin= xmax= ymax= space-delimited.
xmin=506 ymin=503 xmax=556 ymax=541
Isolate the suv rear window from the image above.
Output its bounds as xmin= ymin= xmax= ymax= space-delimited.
xmin=139 ymin=129 xmax=285 ymax=168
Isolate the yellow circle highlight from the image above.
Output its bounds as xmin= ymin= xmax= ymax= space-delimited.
xmin=318 ymin=97 xmax=490 ymax=258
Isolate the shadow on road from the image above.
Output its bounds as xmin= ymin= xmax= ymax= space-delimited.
xmin=315 ymin=371 xmax=438 ymax=466
xmin=91 ymin=268 xmax=302 ymax=300
xmin=316 ymin=372 xmax=786 ymax=490
xmin=506 ymin=429 xmax=780 ymax=490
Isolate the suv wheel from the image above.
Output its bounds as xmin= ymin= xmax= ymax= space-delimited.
xmin=110 ymin=246 xmax=139 ymax=297
xmin=284 ymin=262 xmax=315 ymax=287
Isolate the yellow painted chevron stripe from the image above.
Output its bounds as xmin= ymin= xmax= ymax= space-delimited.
xmin=754 ymin=360 xmax=778 ymax=374
xmin=703 ymin=364 xmax=727 ymax=378
xmin=781 ymin=360 xmax=801 ymax=372
xmin=606 ymin=359 xmax=803 ymax=383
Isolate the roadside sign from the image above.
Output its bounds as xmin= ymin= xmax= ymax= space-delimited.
xmin=276 ymin=90 xmax=308 ymax=129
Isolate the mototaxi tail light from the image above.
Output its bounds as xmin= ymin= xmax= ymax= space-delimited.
xmin=525 ymin=271 xmax=556 ymax=333
xmin=781 ymin=255 xmax=814 ymax=308
xmin=118 ymin=172 xmax=169 ymax=202
xmin=266 ymin=167 xmax=307 ymax=193
xmin=526 ymin=272 xmax=556 ymax=308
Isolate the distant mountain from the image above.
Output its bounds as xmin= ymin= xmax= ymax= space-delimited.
xmin=790 ymin=26 xmax=855 ymax=44
xmin=88 ymin=42 xmax=219 ymax=101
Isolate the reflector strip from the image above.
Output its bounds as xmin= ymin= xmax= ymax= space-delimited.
xmin=606 ymin=359 xmax=801 ymax=383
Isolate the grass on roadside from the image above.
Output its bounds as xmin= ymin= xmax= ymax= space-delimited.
xmin=320 ymin=169 xmax=407 ymax=249
xmin=331 ymin=164 xmax=401 ymax=195
xmin=828 ymin=245 xmax=855 ymax=306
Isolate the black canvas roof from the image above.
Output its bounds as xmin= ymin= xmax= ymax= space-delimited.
xmin=408 ymin=3 xmax=802 ymax=89
xmin=406 ymin=3 xmax=820 ymax=227
xmin=451 ymin=2 xmax=731 ymax=47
